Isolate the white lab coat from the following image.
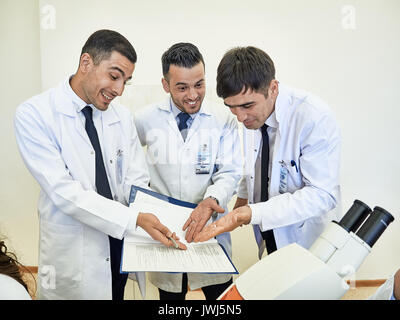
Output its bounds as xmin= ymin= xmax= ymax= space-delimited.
xmin=238 ymin=84 xmax=342 ymax=259
xmin=369 ymin=274 xmax=396 ymax=300
xmin=14 ymin=78 xmax=149 ymax=299
xmin=134 ymin=98 xmax=242 ymax=292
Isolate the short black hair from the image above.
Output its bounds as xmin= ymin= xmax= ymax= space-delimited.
xmin=216 ymin=46 xmax=275 ymax=99
xmin=161 ymin=43 xmax=204 ymax=78
xmin=80 ymin=29 xmax=137 ymax=65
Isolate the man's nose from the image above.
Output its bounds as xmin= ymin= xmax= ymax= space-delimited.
xmin=112 ymin=81 xmax=124 ymax=96
xmin=188 ymin=87 xmax=198 ymax=100
xmin=232 ymin=107 xmax=247 ymax=122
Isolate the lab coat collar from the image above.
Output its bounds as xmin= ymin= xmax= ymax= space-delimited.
xmin=55 ymin=77 xmax=121 ymax=125
xmin=265 ymin=110 xmax=278 ymax=129
xmin=274 ymin=83 xmax=293 ymax=128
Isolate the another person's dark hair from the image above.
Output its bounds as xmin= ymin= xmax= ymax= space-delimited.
xmin=0 ymin=239 xmax=34 ymax=297
xmin=216 ymin=46 xmax=275 ymax=99
xmin=162 ymin=43 xmax=205 ymax=79
xmin=80 ymin=29 xmax=137 ymax=65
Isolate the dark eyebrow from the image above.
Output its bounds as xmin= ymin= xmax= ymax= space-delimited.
xmin=175 ymin=79 xmax=205 ymax=87
xmin=224 ymin=101 xmax=254 ymax=108
xmin=175 ymin=82 xmax=188 ymax=86
xmin=110 ymin=66 xmax=132 ymax=80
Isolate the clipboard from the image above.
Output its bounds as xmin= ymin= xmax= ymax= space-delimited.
xmin=121 ymin=185 xmax=238 ymax=274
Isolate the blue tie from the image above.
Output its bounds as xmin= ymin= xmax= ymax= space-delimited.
xmin=260 ymin=124 xmax=277 ymax=254
xmin=177 ymin=112 xmax=190 ymax=141
xmin=81 ymin=106 xmax=127 ymax=300
xmin=81 ymin=106 xmax=113 ymax=200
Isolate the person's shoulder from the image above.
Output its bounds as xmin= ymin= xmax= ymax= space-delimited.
xmin=16 ymin=85 xmax=58 ymax=115
xmin=0 ymin=274 xmax=31 ymax=300
xmin=202 ymin=99 xmax=237 ymax=126
xmin=134 ymin=100 xmax=169 ymax=121
xmin=285 ymin=85 xmax=332 ymax=116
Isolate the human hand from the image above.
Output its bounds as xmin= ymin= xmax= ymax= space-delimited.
xmin=182 ymin=197 xmax=225 ymax=243
xmin=193 ymin=205 xmax=252 ymax=242
xmin=136 ymin=213 xmax=187 ymax=250
xmin=233 ymin=197 xmax=248 ymax=210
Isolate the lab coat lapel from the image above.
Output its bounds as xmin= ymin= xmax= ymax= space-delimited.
xmin=53 ymin=83 xmax=93 ymax=149
xmin=157 ymin=100 xmax=182 ymax=141
xmin=185 ymin=102 xmax=212 ymax=144
xmin=185 ymin=114 xmax=201 ymax=143
xmin=102 ymin=105 xmax=121 ymax=193
xmin=269 ymin=84 xmax=292 ymax=195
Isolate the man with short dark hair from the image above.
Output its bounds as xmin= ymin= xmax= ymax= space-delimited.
xmin=14 ymin=29 xmax=184 ymax=300
xmin=134 ymin=43 xmax=242 ymax=300
xmin=195 ymin=46 xmax=342 ymax=260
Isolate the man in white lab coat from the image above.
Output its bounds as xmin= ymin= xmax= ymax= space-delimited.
xmin=134 ymin=43 xmax=242 ymax=299
xmin=14 ymin=30 xmax=184 ymax=300
xmin=195 ymin=46 xmax=341 ymax=259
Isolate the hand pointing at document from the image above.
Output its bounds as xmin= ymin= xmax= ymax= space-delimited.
xmin=137 ymin=213 xmax=187 ymax=250
xmin=194 ymin=205 xmax=252 ymax=242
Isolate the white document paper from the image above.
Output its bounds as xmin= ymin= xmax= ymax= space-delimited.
xmin=121 ymin=189 xmax=237 ymax=274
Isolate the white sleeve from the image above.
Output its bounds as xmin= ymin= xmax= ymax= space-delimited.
xmin=250 ymin=113 xmax=341 ymax=230
xmin=14 ymin=103 xmax=139 ymax=240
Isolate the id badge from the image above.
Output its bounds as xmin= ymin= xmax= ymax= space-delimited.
xmin=195 ymin=143 xmax=211 ymax=174
xmin=279 ymin=160 xmax=288 ymax=194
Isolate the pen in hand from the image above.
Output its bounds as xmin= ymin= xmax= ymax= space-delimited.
xmin=167 ymin=235 xmax=179 ymax=249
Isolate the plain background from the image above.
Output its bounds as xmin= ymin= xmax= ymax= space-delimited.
xmin=1 ymin=0 xmax=399 ymax=299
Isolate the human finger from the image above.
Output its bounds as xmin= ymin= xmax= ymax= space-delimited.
xmin=194 ymin=223 xmax=223 ymax=242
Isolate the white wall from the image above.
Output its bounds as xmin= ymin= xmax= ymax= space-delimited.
xmin=1 ymin=0 xmax=399 ymax=298
xmin=0 ymin=0 xmax=41 ymax=266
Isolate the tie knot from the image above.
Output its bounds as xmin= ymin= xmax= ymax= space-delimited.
xmin=260 ymin=124 xmax=268 ymax=135
xmin=178 ymin=112 xmax=190 ymax=131
xmin=82 ymin=106 xmax=93 ymax=121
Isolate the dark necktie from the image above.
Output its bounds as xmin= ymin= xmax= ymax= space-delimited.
xmin=177 ymin=112 xmax=190 ymax=141
xmin=81 ymin=106 xmax=113 ymax=200
xmin=260 ymin=124 xmax=277 ymax=254
xmin=81 ymin=106 xmax=126 ymax=300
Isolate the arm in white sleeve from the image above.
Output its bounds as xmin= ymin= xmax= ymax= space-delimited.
xmin=14 ymin=103 xmax=137 ymax=240
xmin=249 ymin=112 xmax=341 ymax=231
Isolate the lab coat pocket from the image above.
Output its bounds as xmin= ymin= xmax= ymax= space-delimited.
xmin=281 ymin=159 xmax=302 ymax=191
xmin=40 ymin=221 xmax=83 ymax=293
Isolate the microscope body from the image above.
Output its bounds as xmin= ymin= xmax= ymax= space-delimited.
xmin=219 ymin=200 xmax=394 ymax=300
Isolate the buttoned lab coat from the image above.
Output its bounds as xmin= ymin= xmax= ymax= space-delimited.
xmin=238 ymin=84 xmax=342 ymax=259
xmin=134 ymin=99 xmax=242 ymax=292
xmin=14 ymin=78 xmax=150 ymax=299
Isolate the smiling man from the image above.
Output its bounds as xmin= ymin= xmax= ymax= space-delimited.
xmin=134 ymin=43 xmax=242 ymax=300
xmin=14 ymin=30 xmax=185 ymax=300
xmin=195 ymin=46 xmax=342 ymax=261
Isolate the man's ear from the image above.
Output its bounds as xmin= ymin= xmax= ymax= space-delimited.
xmin=161 ymin=77 xmax=170 ymax=94
xmin=269 ymin=79 xmax=279 ymax=98
xmin=79 ymin=53 xmax=93 ymax=74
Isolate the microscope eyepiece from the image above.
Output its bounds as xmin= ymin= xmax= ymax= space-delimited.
xmin=355 ymin=206 xmax=395 ymax=247
xmin=338 ymin=199 xmax=372 ymax=233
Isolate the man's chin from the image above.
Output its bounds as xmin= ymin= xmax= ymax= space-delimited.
xmin=93 ymin=101 xmax=110 ymax=111
xmin=243 ymin=120 xmax=259 ymax=130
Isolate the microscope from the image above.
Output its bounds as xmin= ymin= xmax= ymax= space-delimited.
xmin=219 ymin=200 xmax=395 ymax=300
